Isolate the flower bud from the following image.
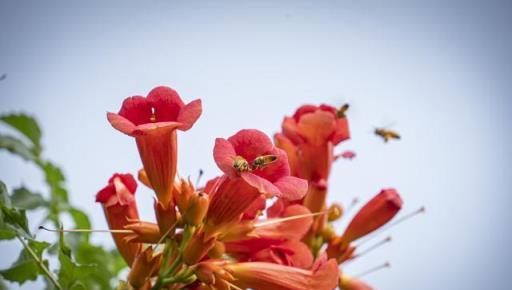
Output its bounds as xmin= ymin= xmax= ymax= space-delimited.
xmin=96 ymin=173 xmax=142 ymax=266
xmin=174 ymin=178 xmax=195 ymax=214
xmin=183 ymin=230 xmax=216 ymax=265
xmin=137 ymin=169 xmax=152 ymax=189
xmin=124 ymin=221 xmax=161 ymax=244
xmin=183 ymin=192 xmax=209 ymax=226
xmin=154 ymin=199 xmax=177 ymax=236
xmin=208 ymin=241 xmax=226 ymax=259
xmin=128 ymin=247 xmax=162 ymax=289
xmin=340 ymin=188 xmax=402 ymax=247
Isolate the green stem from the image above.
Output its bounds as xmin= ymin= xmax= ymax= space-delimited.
xmin=16 ymin=235 xmax=62 ymax=290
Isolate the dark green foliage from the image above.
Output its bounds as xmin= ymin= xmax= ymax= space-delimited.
xmin=0 ymin=113 xmax=127 ymax=289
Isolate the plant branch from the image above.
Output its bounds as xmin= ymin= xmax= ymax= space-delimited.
xmin=16 ymin=235 xmax=62 ymax=290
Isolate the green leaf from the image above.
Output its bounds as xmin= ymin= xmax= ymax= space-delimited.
xmin=68 ymin=208 xmax=91 ymax=241
xmin=0 ymin=134 xmax=35 ymax=161
xmin=57 ymin=227 xmax=95 ymax=290
xmin=0 ymin=114 xmax=42 ymax=156
xmin=0 ymin=181 xmax=10 ymax=207
xmin=0 ymin=240 xmax=50 ymax=284
xmin=11 ymin=187 xmax=47 ymax=210
xmin=0 ymin=259 xmax=39 ymax=283
xmin=0 ymin=204 xmax=30 ymax=238
xmin=0 ymin=182 xmax=16 ymax=240
xmin=68 ymin=208 xmax=90 ymax=229
xmin=0 ymin=225 xmax=16 ymax=240
xmin=39 ymin=161 xmax=68 ymax=202
xmin=0 ymin=277 xmax=8 ymax=290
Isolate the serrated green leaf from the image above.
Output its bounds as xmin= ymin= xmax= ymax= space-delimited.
xmin=0 ymin=114 xmax=42 ymax=156
xmin=0 ymin=227 xmax=16 ymax=240
xmin=0 ymin=181 xmax=10 ymax=207
xmin=0 ymin=134 xmax=35 ymax=161
xmin=39 ymin=161 xmax=68 ymax=202
xmin=68 ymin=208 xmax=90 ymax=229
xmin=57 ymin=230 xmax=95 ymax=290
xmin=11 ymin=187 xmax=47 ymax=210
xmin=0 ymin=182 xmax=16 ymax=240
xmin=0 ymin=204 xmax=30 ymax=238
xmin=0 ymin=239 xmax=50 ymax=284
xmin=0 ymin=259 xmax=39 ymax=283
xmin=68 ymin=208 xmax=91 ymax=242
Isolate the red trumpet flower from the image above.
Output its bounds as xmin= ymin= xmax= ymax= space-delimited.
xmin=328 ymin=188 xmax=403 ymax=260
xmin=276 ymin=104 xmax=350 ymax=182
xmin=226 ymin=258 xmax=339 ymax=290
xmin=204 ymin=129 xmax=308 ymax=239
xmin=96 ymin=173 xmax=142 ymax=266
xmin=107 ymin=86 xmax=202 ymax=207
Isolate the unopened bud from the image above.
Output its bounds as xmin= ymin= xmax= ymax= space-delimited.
xmin=137 ymin=169 xmax=152 ymax=189
xmin=174 ymin=178 xmax=196 ymax=214
xmin=183 ymin=192 xmax=209 ymax=226
xmin=154 ymin=200 xmax=177 ymax=236
xmin=208 ymin=241 xmax=226 ymax=259
xmin=124 ymin=221 xmax=161 ymax=244
xmin=128 ymin=247 xmax=162 ymax=289
xmin=183 ymin=230 xmax=216 ymax=265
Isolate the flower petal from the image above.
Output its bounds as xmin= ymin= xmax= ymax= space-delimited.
xmin=241 ymin=172 xmax=281 ymax=197
xmin=147 ymin=86 xmax=184 ymax=122
xmin=213 ymin=138 xmax=237 ymax=177
xmin=331 ymin=117 xmax=350 ymax=145
xmin=274 ymin=176 xmax=308 ymax=201
xmin=177 ymin=99 xmax=202 ymax=131
xmin=228 ymin=129 xmax=274 ymax=162
xmin=297 ymin=110 xmax=336 ymax=146
xmin=118 ymin=96 xmax=152 ymax=126
xmin=255 ymin=204 xmax=313 ymax=240
xmin=107 ymin=112 xmax=137 ymax=136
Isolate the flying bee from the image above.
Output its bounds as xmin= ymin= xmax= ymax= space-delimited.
xmin=374 ymin=128 xmax=401 ymax=143
xmin=233 ymin=156 xmax=250 ymax=173
xmin=252 ymin=155 xmax=277 ymax=170
xmin=336 ymin=103 xmax=350 ymax=118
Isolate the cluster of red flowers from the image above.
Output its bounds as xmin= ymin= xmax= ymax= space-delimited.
xmin=97 ymin=86 xmax=404 ymax=290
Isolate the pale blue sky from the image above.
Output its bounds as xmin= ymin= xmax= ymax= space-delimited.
xmin=1 ymin=0 xmax=511 ymax=289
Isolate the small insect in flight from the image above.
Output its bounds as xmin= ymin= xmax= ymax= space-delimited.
xmin=375 ymin=128 xmax=401 ymax=143
xmin=336 ymin=103 xmax=350 ymax=118
xmin=252 ymin=155 xmax=278 ymax=170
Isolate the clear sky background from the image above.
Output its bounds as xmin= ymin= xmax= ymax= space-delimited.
xmin=1 ymin=0 xmax=511 ymax=289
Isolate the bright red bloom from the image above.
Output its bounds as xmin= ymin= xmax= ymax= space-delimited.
xmin=96 ymin=173 xmax=142 ymax=266
xmin=249 ymin=240 xmax=313 ymax=269
xmin=107 ymin=86 xmax=202 ymax=207
xmin=328 ymin=188 xmax=402 ymax=260
xmin=341 ymin=188 xmax=402 ymax=245
xmin=213 ymin=129 xmax=307 ymax=200
xmin=226 ymin=258 xmax=339 ymax=290
xmin=204 ymin=129 xmax=308 ymax=239
xmin=276 ymin=104 xmax=350 ymax=182
xmin=224 ymin=204 xmax=314 ymax=263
